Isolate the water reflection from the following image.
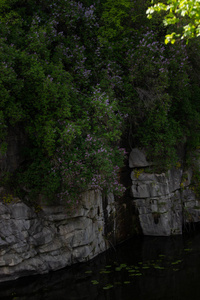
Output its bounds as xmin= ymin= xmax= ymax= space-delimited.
xmin=1 ymin=231 xmax=200 ymax=300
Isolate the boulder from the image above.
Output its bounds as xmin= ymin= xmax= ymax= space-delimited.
xmin=129 ymin=148 xmax=150 ymax=168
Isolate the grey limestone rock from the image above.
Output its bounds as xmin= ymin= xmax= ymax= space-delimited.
xmin=130 ymin=146 xmax=200 ymax=236
xmin=129 ymin=148 xmax=150 ymax=168
xmin=133 ymin=191 xmax=182 ymax=236
xmin=131 ymin=169 xmax=182 ymax=199
xmin=0 ymin=189 xmax=116 ymax=283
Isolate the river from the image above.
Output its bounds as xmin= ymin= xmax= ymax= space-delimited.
xmin=1 ymin=227 xmax=200 ymax=300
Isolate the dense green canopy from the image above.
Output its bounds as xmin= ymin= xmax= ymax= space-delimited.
xmin=0 ymin=0 xmax=200 ymax=206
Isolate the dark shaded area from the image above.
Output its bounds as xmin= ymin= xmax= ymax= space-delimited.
xmin=1 ymin=230 xmax=200 ymax=300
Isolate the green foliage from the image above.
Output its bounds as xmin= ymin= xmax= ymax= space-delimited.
xmin=134 ymin=169 xmax=144 ymax=179
xmin=1 ymin=0 xmax=200 ymax=207
xmin=2 ymin=193 xmax=14 ymax=204
xmin=147 ymin=0 xmax=200 ymax=43
xmin=125 ymin=28 xmax=194 ymax=167
xmin=98 ymin=0 xmax=134 ymax=42
xmin=0 ymin=0 xmax=127 ymax=206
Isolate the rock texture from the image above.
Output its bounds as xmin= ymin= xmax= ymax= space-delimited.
xmin=130 ymin=148 xmax=200 ymax=236
xmin=0 ymin=190 xmax=116 ymax=283
xmin=129 ymin=148 xmax=150 ymax=168
xmin=1 ymin=145 xmax=200 ymax=283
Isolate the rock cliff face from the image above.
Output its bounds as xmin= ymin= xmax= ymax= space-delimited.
xmin=129 ymin=148 xmax=200 ymax=236
xmin=0 ymin=128 xmax=133 ymax=283
xmin=1 ymin=141 xmax=200 ymax=283
xmin=0 ymin=190 xmax=116 ymax=283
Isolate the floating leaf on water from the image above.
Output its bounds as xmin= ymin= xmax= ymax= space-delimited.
xmin=173 ymin=268 xmax=179 ymax=272
xmin=103 ymin=284 xmax=113 ymax=290
xmin=159 ymin=254 xmax=166 ymax=257
xmin=124 ymin=281 xmax=131 ymax=284
xmin=154 ymin=266 xmax=164 ymax=269
xmin=184 ymin=248 xmax=192 ymax=252
xmin=85 ymin=271 xmax=93 ymax=274
xmin=142 ymin=266 xmax=150 ymax=269
xmin=91 ymin=280 xmax=99 ymax=285
xmin=138 ymin=262 xmax=143 ymax=265
xmin=128 ymin=270 xmax=136 ymax=273
xmin=105 ymin=265 xmax=112 ymax=268
xmin=100 ymin=268 xmax=110 ymax=273
xmin=171 ymin=260 xmax=182 ymax=265
xmin=115 ymin=264 xmax=127 ymax=271
xmin=101 ymin=270 xmax=111 ymax=274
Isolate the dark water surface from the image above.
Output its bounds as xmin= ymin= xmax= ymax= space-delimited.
xmin=1 ymin=230 xmax=200 ymax=300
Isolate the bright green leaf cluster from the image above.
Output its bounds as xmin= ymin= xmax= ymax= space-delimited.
xmin=147 ymin=0 xmax=200 ymax=43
